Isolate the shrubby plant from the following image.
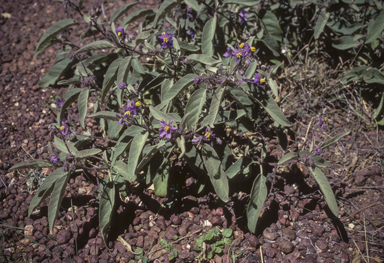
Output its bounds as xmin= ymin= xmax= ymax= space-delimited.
xmin=11 ymin=0 xmax=383 ymax=248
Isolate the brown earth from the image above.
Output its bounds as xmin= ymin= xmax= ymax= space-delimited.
xmin=0 ymin=0 xmax=383 ymax=262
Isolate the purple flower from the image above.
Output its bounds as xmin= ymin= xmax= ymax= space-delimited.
xmin=56 ymin=98 xmax=65 ymax=108
xmin=243 ymin=73 xmax=266 ymax=85
xmin=315 ymin=148 xmax=322 ymax=155
xmin=158 ymin=31 xmax=174 ymax=49
xmin=223 ymin=47 xmax=233 ymax=58
xmin=50 ymin=155 xmax=59 ymax=164
xmin=59 ymin=120 xmax=69 ymax=136
xmin=116 ymin=27 xmax=124 ymax=37
xmin=159 ymin=119 xmax=178 ymax=140
xmin=123 ymin=101 xmax=140 ymax=116
xmin=203 ymin=127 xmax=214 ymax=141
xmin=188 ymin=27 xmax=196 ymax=39
xmin=192 ymin=136 xmax=203 ymax=145
xmin=239 ymin=9 xmax=248 ymax=24
xmin=194 ymin=76 xmax=202 ymax=84
xmin=119 ymin=82 xmax=126 ymax=90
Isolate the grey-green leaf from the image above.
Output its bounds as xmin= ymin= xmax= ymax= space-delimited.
xmin=320 ymin=131 xmax=350 ymax=149
xmin=48 ymin=172 xmax=70 ymax=233
xmin=120 ymin=9 xmax=154 ymax=27
xmin=28 ymin=170 xmax=69 ymax=216
xmin=209 ymin=87 xmax=225 ymax=127
xmin=201 ymin=145 xmax=229 ymax=202
xmin=110 ymin=2 xmax=139 ymax=23
xmin=309 ymin=167 xmax=339 ymax=217
xmin=278 ymin=152 xmax=298 ymax=165
xmin=366 ymin=11 xmax=384 ymax=44
xmin=184 ymin=89 xmax=207 ymax=129
xmin=35 ymin=19 xmax=77 ymax=58
xmin=127 ymin=132 xmax=148 ymax=179
xmin=202 ymin=15 xmax=217 ymax=56
xmin=39 ymin=58 xmax=75 ymax=87
xmin=113 ymin=160 xmax=137 ymax=181
xmin=74 ymin=40 xmax=114 ymax=56
xmin=187 ymin=54 xmax=220 ymax=66
xmin=314 ymin=11 xmax=330 ymax=39
xmin=154 ymin=0 xmax=182 ymax=25
xmin=88 ymin=111 xmax=120 ymax=121
xmin=9 ymin=160 xmax=52 ymax=170
xmin=75 ymin=148 xmax=102 ymax=159
xmin=102 ymin=58 xmax=122 ymax=102
xmin=116 ymin=56 xmax=132 ymax=85
xmin=150 ymin=106 xmax=174 ymax=123
xmin=163 ymin=74 xmax=198 ymax=102
xmin=246 ymin=173 xmax=267 ymax=233
xmin=78 ymin=87 xmax=89 ymax=129
xmin=99 ymin=182 xmax=115 ymax=246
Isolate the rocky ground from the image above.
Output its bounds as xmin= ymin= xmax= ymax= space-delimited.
xmin=1 ymin=0 xmax=384 ymax=262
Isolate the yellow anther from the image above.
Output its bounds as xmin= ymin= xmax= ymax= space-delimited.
xmin=239 ymin=43 xmax=245 ymax=49
xmin=135 ymin=101 xmax=142 ymax=107
xmin=60 ymin=126 xmax=65 ymax=130
xmin=236 ymin=53 xmax=242 ymax=58
xmin=162 ymin=32 xmax=166 ymax=35
xmin=164 ymin=37 xmax=169 ymax=43
xmin=164 ymin=126 xmax=170 ymax=132
xmin=260 ymin=78 xmax=266 ymax=83
xmin=251 ymin=46 xmax=256 ymax=52
xmin=118 ymin=32 xmax=122 ymax=36
xmin=124 ymin=111 xmax=131 ymax=116
xmin=324 ymin=117 xmax=328 ymax=122
xmin=204 ymin=132 xmax=211 ymax=139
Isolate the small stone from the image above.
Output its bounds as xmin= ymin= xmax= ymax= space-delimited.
xmin=24 ymin=225 xmax=34 ymax=236
xmin=279 ymin=240 xmax=294 ymax=254
xmin=263 ymin=227 xmax=279 ymax=241
xmin=164 ymin=226 xmax=178 ymax=241
xmin=282 ymin=228 xmax=296 ymax=241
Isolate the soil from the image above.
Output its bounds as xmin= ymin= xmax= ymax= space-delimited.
xmin=1 ymin=0 xmax=384 ymax=262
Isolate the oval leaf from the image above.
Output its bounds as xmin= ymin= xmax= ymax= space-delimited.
xmin=10 ymin=160 xmax=52 ymax=170
xmin=78 ymin=87 xmax=89 ymax=129
xmin=48 ymin=172 xmax=70 ymax=233
xmin=184 ymin=89 xmax=207 ymax=129
xmin=163 ymin=74 xmax=198 ymax=102
xmin=74 ymin=40 xmax=114 ymax=56
xmin=246 ymin=173 xmax=267 ymax=233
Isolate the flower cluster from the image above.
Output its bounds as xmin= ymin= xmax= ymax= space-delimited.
xmin=60 ymin=120 xmax=69 ymax=136
xmin=159 ymin=119 xmax=177 ymax=140
xmin=223 ymin=43 xmax=255 ymax=63
xmin=243 ymin=73 xmax=266 ymax=85
xmin=119 ymin=82 xmax=127 ymax=90
xmin=50 ymin=155 xmax=59 ymax=164
xmin=158 ymin=31 xmax=174 ymax=49
xmin=115 ymin=27 xmax=124 ymax=37
xmin=118 ymin=101 xmax=141 ymax=126
xmin=56 ymin=98 xmax=65 ymax=108
xmin=239 ymin=10 xmax=248 ymax=24
xmin=192 ymin=127 xmax=221 ymax=146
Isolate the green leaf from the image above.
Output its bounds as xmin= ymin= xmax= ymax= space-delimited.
xmin=153 ymin=163 xmax=170 ymax=197
xmin=75 ymin=148 xmax=102 ymax=159
xmin=209 ymin=87 xmax=225 ymax=127
xmin=88 ymin=111 xmax=120 ymax=121
xmin=28 ymin=170 xmax=69 ymax=216
xmin=366 ymin=11 xmax=384 ymax=44
xmin=244 ymin=60 xmax=258 ymax=79
xmin=320 ymin=131 xmax=350 ymax=149
xmin=39 ymin=58 xmax=75 ymax=88
xmin=313 ymin=155 xmax=330 ymax=168
xmin=261 ymin=35 xmax=280 ymax=56
xmin=78 ymin=87 xmax=89 ymax=129
xmin=373 ymin=92 xmax=384 ymax=119
xmin=246 ymin=173 xmax=267 ymax=233
xmin=120 ymin=9 xmax=154 ymax=27
xmin=110 ymin=2 xmax=139 ymax=23
xmin=278 ymin=152 xmax=298 ymax=165
xmin=48 ymin=172 xmax=70 ymax=233
xmin=136 ymin=30 xmax=157 ymax=45
xmin=314 ymin=11 xmax=330 ymax=39
xmin=249 ymin=84 xmax=290 ymax=126
xmin=136 ymin=145 xmax=160 ymax=172
xmin=131 ymin=57 xmax=145 ymax=74
xmin=58 ymin=88 xmax=82 ymax=125
xmin=201 ymin=145 xmax=229 ymax=202
xmin=113 ymin=160 xmax=137 ymax=181
xmin=261 ymin=11 xmax=283 ymax=41
xmin=73 ymin=40 xmax=114 ymax=56
xmin=102 ymin=58 xmax=122 ymax=102
xmin=9 ymin=160 xmax=52 ymax=170
xmin=178 ymin=41 xmax=200 ymax=52
xmin=127 ymin=132 xmax=148 ymax=180
xmin=99 ymin=182 xmax=115 ymax=246
xmin=163 ymin=74 xmax=198 ymax=102
xmin=34 ymin=19 xmax=77 ymax=58
xmin=309 ymin=167 xmax=339 ymax=217
xmin=222 ymin=228 xmax=232 ymax=237
xmin=154 ymin=0 xmax=182 ymax=25
xmin=332 ymin=36 xmax=360 ymax=50
xmin=184 ymin=89 xmax=207 ymax=129
xmin=176 ymin=136 xmax=186 ymax=159
xmin=54 ymin=136 xmax=78 ymax=155
xmin=202 ymin=15 xmax=217 ymax=57
xmin=187 ymin=54 xmax=220 ymax=66
xmin=223 ymin=0 xmax=261 ymax=6
xmin=116 ymin=56 xmax=131 ymax=85
xmin=56 ymin=78 xmax=82 ymax=86
xmin=225 ymin=157 xmax=250 ymax=179
xmin=150 ymin=106 xmax=174 ymax=123
xmin=161 ymin=79 xmax=174 ymax=101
